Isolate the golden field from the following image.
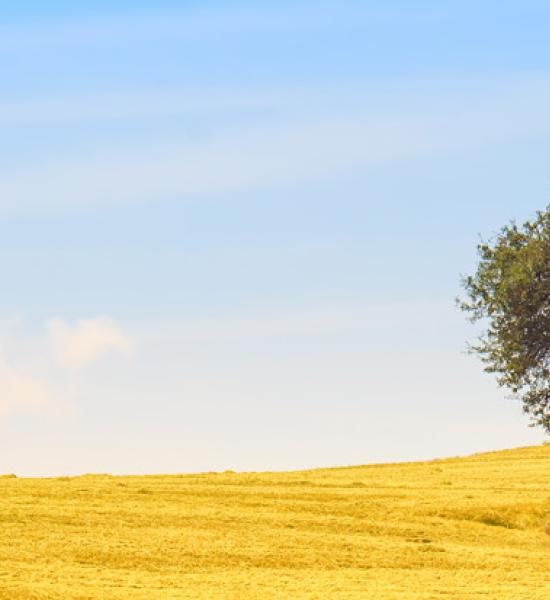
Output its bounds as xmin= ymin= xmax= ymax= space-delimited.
xmin=2 ymin=445 xmax=550 ymax=599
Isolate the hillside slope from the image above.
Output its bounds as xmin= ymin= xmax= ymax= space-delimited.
xmin=2 ymin=445 xmax=550 ymax=599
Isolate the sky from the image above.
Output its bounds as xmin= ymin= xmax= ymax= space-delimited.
xmin=1 ymin=0 xmax=549 ymax=476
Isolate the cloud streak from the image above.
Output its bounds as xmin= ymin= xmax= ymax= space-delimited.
xmin=0 ymin=88 xmax=289 ymax=125
xmin=1 ymin=74 xmax=550 ymax=218
xmin=0 ymin=2 xmax=442 ymax=51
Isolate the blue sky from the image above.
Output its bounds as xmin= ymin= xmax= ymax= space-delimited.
xmin=1 ymin=1 xmax=549 ymax=475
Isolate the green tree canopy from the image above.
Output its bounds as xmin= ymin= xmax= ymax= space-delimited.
xmin=459 ymin=206 xmax=550 ymax=432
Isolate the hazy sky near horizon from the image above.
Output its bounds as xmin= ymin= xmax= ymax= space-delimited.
xmin=1 ymin=1 xmax=549 ymax=476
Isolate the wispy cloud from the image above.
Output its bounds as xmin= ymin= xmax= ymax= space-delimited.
xmin=0 ymin=88 xmax=290 ymax=125
xmin=1 ymin=73 xmax=550 ymax=218
xmin=2 ymin=73 xmax=549 ymax=126
xmin=138 ymin=300 xmax=457 ymax=346
xmin=0 ymin=356 xmax=53 ymax=416
xmin=48 ymin=317 xmax=132 ymax=370
xmin=0 ymin=2 xmax=444 ymax=51
xmin=0 ymin=114 xmax=435 ymax=215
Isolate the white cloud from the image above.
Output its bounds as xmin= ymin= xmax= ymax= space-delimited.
xmin=0 ymin=315 xmax=133 ymax=418
xmin=0 ymin=356 xmax=53 ymax=416
xmin=48 ymin=317 xmax=132 ymax=370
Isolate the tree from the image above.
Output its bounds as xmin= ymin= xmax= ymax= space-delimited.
xmin=459 ymin=206 xmax=550 ymax=433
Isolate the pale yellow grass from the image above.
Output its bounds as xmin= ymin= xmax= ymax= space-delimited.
xmin=2 ymin=445 xmax=550 ymax=599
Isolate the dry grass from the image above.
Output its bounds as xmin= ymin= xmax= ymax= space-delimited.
xmin=2 ymin=445 xmax=550 ymax=598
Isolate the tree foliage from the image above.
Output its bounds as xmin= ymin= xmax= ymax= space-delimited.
xmin=459 ymin=206 xmax=550 ymax=432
